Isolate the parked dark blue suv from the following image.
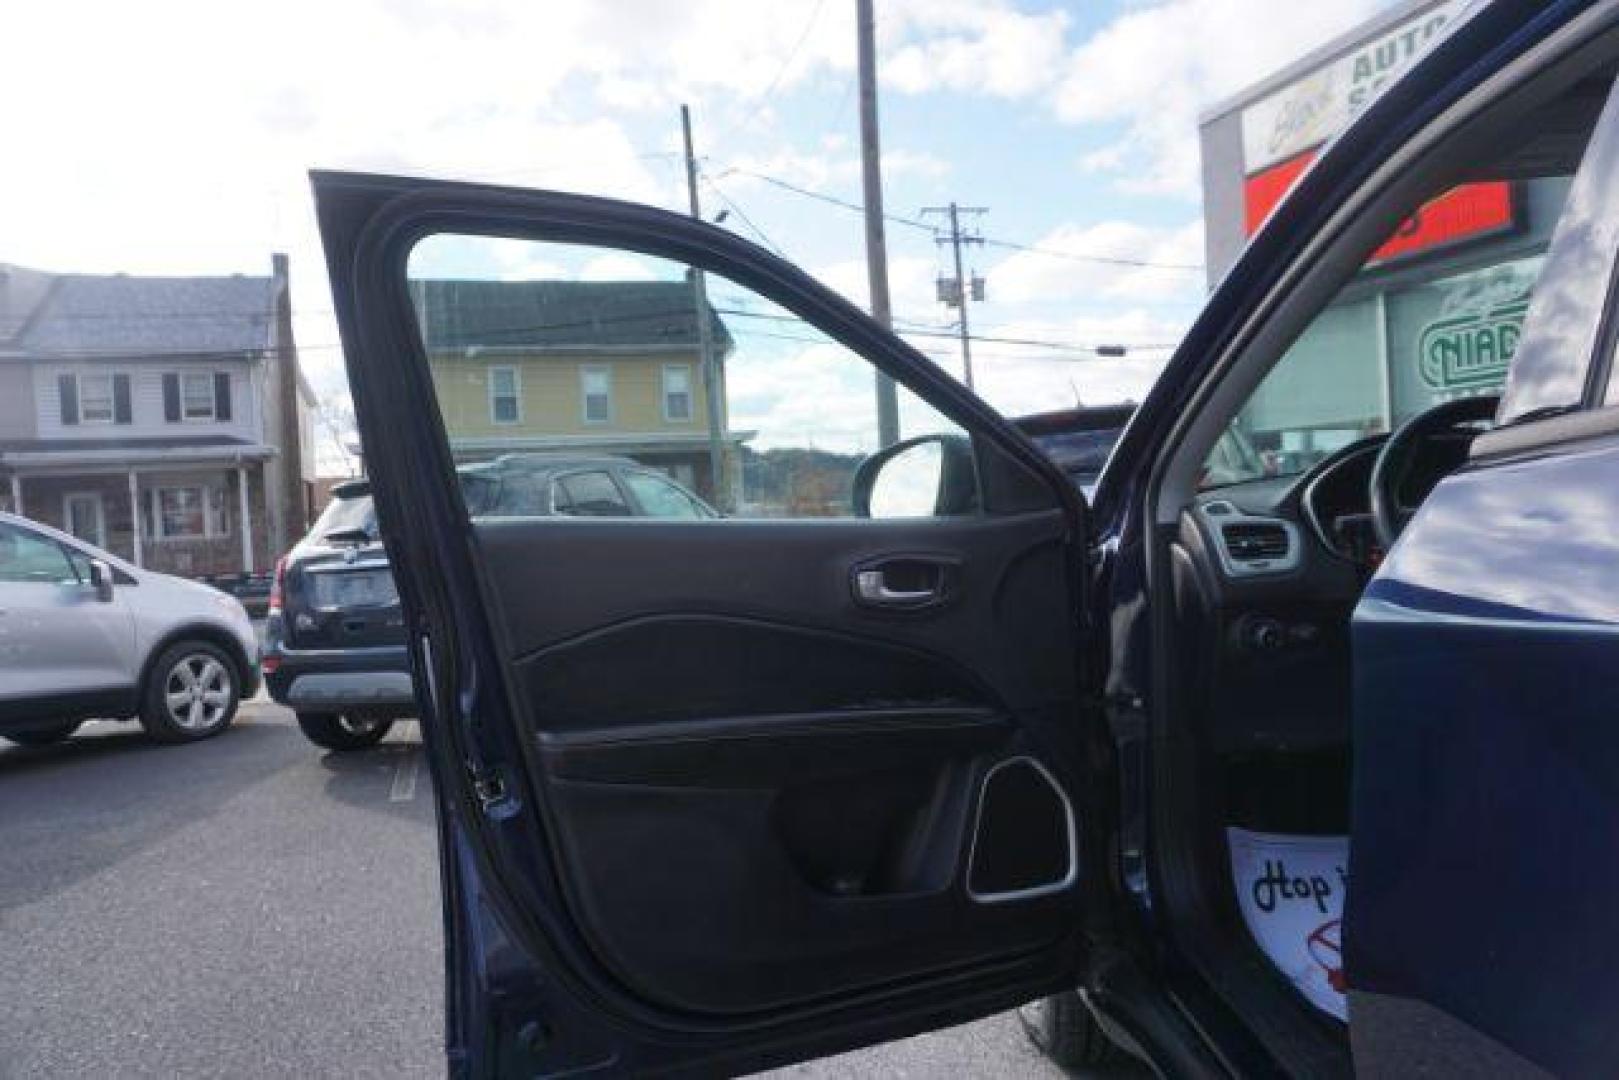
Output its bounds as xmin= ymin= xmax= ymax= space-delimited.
xmin=312 ymin=4 xmax=1619 ymax=1073
xmin=264 ymin=457 xmax=716 ymax=750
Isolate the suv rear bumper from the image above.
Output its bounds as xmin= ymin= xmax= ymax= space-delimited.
xmin=264 ymin=644 xmax=415 ymax=715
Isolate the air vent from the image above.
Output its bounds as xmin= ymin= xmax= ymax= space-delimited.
xmin=1222 ymin=521 xmax=1291 ymax=561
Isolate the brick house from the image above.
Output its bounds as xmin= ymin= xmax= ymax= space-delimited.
xmin=0 ymin=255 xmax=316 ymax=577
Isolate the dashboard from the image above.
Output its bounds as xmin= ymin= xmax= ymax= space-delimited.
xmin=1171 ymin=438 xmax=1385 ymax=755
xmin=1170 ymin=428 xmax=1480 ymax=754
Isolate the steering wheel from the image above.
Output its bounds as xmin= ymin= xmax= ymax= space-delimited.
xmin=1369 ymin=394 xmax=1500 ymax=548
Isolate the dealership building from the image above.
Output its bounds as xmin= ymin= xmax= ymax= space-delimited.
xmin=1198 ymin=0 xmax=1568 ymax=467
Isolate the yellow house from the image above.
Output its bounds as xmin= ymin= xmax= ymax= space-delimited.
xmin=411 ymin=276 xmax=742 ymax=499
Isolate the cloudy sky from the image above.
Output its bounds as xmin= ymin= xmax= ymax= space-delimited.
xmin=2 ymin=0 xmax=1394 ymax=469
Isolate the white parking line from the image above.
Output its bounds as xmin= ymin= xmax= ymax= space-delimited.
xmin=389 ymin=751 xmax=420 ymax=802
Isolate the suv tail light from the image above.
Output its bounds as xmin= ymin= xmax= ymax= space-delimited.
xmin=268 ymin=555 xmax=287 ymax=614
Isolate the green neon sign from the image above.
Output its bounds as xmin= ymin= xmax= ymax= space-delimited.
xmin=1417 ymin=299 xmax=1528 ymax=390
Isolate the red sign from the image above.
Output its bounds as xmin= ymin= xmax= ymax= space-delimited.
xmin=1244 ymin=150 xmax=1515 ymax=265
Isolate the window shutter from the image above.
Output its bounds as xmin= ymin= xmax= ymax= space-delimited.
xmin=58 ymin=374 xmax=79 ymax=425
xmin=214 ymin=372 xmax=232 ymax=421
xmin=113 ymin=374 xmax=132 ymax=424
xmin=163 ymin=373 xmax=181 ymax=422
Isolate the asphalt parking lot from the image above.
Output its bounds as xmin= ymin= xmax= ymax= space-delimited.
xmin=0 ymin=700 xmax=1076 ymax=1078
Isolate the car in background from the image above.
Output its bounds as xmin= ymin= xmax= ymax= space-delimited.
xmin=1013 ymin=403 xmax=1135 ymax=494
xmin=0 ymin=511 xmax=259 ymax=747
xmin=264 ymin=453 xmax=716 ymax=751
xmin=1018 ymin=403 xmax=1266 ymax=497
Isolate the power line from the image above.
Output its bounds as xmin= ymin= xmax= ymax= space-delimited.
xmin=981 ymin=236 xmax=1202 ymax=272
xmin=701 ymin=174 xmax=789 ymax=258
xmin=711 ymin=305 xmax=1175 ymax=354
xmin=714 ymin=162 xmax=1205 ymax=272
xmin=714 ymin=166 xmax=934 ymax=233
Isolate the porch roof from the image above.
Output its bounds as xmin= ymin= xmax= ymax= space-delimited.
xmin=0 ymin=436 xmax=274 ymax=470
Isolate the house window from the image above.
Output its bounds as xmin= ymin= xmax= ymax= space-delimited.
xmin=146 ymin=485 xmax=229 ymax=540
xmin=79 ymin=374 xmax=115 ymax=424
xmin=662 ymin=364 xmax=693 ymax=422
xmin=581 ymin=366 xmax=612 ymax=424
xmin=182 ymin=372 xmax=215 ymax=420
xmin=59 ymin=371 xmax=131 ymax=426
xmin=489 ymin=366 xmax=521 ymax=424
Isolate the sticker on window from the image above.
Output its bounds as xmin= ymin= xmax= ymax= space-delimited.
xmin=1227 ymin=828 xmax=1349 ymax=1021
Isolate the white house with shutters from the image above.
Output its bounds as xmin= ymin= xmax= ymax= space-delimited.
xmin=0 ymin=256 xmax=316 ymax=578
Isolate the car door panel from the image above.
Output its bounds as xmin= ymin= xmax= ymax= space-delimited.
xmin=313 ymin=171 xmax=1103 ymax=1073
xmin=479 ymin=511 xmax=1074 ymax=730
xmin=470 ymin=512 xmax=1079 ymax=1015
xmin=0 ymin=523 xmax=134 ymax=708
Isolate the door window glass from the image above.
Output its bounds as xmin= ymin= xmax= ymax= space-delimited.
xmin=1209 ymin=194 xmax=1570 ymax=486
xmin=407 ymin=235 xmax=969 ymax=520
xmin=621 ymin=470 xmax=708 ymax=519
xmin=554 ymin=471 xmax=631 ymax=517
xmin=0 ymin=523 xmax=78 ymax=583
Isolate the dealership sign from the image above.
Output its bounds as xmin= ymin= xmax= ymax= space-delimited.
xmin=1237 ymin=1 xmax=1514 ymax=264
xmin=1418 ymin=298 xmax=1528 ymax=390
xmin=1240 ymin=0 xmax=1462 ymax=173
xmin=1244 ymin=152 xmax=1516 ymax=265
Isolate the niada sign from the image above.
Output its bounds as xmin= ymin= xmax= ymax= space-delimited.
xmin=1417 ymin=299 xmax=1528 ymax=390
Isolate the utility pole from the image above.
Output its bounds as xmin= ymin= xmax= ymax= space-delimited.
xmin=681 ymin=104 xmax=731 ymax=512
xmin=857 ymin=0 xmax=900 ymax=448
xmin=922 ymin=203 xmax=987 ymax=389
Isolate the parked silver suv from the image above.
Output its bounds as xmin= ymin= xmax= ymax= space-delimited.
xmin=0 ymin=512 xmax=261 ymax=746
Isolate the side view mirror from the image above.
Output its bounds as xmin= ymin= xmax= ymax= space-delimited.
xmin=88 ymin=558 xmax=115 ymax=603
xmin=851 ymin=434 xmax=978 ymax=519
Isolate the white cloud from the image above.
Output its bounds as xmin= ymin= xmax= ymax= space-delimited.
xmin=882 ymin=0 xmax=1071 ymax=99
xmin=1053 ymin=0 xmax=1387 ymax=196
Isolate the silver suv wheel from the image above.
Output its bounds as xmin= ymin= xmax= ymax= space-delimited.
xmin=139 ymin=640 xmax=242 ymax=743
xmin=164 ymin=653 xmax=235 ymax=732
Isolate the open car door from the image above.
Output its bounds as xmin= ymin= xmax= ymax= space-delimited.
xmin=312 ymin=172 xmax=1116 ymax=1076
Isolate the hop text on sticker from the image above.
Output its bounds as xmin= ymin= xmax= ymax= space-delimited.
xmin=1252 ymin=859 xmax=1348 ymax=915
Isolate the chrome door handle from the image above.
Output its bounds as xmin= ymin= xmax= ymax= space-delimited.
xmin=850 ymin=558 xmax=955 ymax=610
xmin=854 ymin=570 xmax=937 ymax=604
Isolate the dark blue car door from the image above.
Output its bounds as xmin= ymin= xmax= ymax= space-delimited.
xmin=311 ymin=173 xmax=1116 ymax=1077
xmin=1347 ymin=68 xmax=1619 ymax=1076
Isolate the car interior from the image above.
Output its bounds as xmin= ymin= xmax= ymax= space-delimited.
xmin=1131 ymin=48 xmax=1619 ymax=1050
